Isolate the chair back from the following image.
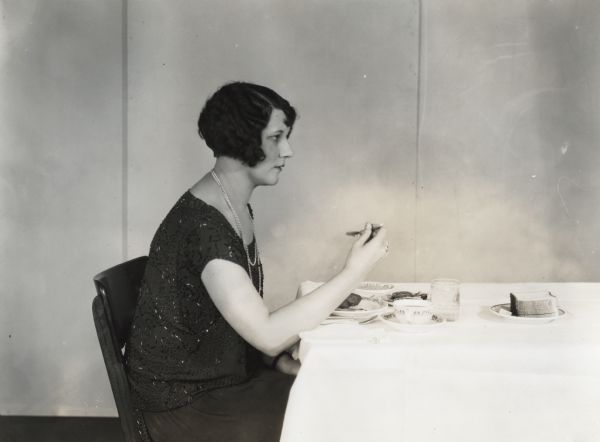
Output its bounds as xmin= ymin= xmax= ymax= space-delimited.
xmin=92 ymin=256 xmax=149 ymax=442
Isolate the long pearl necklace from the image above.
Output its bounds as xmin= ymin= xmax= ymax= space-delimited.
xmin=210 ymin=170 xmax=262 ymax=295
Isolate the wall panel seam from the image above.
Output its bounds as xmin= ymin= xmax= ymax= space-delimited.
xmin=122 ymin=0 xmax=128 ymax=261
xmin=414 ymin=0 xmax=425 ymax=281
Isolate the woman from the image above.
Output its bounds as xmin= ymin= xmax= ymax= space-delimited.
xmin=124 ymin=82 xmax=388 ymax=442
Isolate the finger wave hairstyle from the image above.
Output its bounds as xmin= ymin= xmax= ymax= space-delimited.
xmin=198 ymin=82 xmax=297 ymax=167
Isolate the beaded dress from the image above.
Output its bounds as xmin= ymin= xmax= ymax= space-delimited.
xmin=124 ymin=191 xmax=264 ymax=412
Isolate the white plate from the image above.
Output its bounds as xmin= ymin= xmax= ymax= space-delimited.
xmin=331 ymin=298 xmax=390 ymax=318
xmin=379 ymin=312 xmax=445 ymax=333
xmin=489 ymin=303 xmax=566 ymax=324
xmin=353 ymin=281 xmax=396 ymax=297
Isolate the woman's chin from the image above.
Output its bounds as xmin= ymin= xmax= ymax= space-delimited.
xmin=267 ymin=176 xmax=280 ymax=186
xmin=266 ymin=170 xmax=282 ymax=185
xmin=253 ymin=168 xmax=282 ymax=186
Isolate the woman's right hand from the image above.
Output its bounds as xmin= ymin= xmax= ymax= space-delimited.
xmin=343 ymin=223 xmax=388 ymax=279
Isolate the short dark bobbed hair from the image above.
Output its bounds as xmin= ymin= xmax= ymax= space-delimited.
xmin=197 ymin=82 xmax=297 ymax=167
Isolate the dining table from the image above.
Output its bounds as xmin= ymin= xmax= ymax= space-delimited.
xmin=279 ymin=282 xmax=600 ymax=442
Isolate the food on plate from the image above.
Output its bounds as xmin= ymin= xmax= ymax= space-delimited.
xmin=337 ymin=293 xmax=362 ymax=310
xmin=509 ymin=291 xmax=558 ymax=317
xmin=386 ymin=291 xmax=428 ymax=302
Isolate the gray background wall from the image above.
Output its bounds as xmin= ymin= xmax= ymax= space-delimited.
xmin=1 ymin=0 xmax=124 ymax=415
xmin=417 ymin=0 xmax=600 ymax=282
xmin=1 ymin=0 xmax=598 ymax=416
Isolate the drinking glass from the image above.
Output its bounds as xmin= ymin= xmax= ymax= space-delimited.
xmin=429 ymin=278 xmax=460 ymax=321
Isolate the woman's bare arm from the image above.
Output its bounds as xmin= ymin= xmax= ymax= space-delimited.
xmin=201 ymin=225 xmax=387 ymax=356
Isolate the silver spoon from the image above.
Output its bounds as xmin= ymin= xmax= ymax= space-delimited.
xmin=322 ymin=315 xmax=380 ymax=326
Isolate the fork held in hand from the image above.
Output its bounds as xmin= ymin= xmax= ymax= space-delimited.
xmin=345 ymin=224 xmax=383 ymax=242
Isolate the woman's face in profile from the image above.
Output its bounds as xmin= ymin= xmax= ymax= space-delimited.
xmin=249 ymin=109 xmax=293 ymax=186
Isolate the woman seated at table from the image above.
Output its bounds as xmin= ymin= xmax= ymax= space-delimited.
xmin=124 ymin=81 xmax=389 ymax=442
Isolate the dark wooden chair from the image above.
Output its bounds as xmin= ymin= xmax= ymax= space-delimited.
xmin=92 ymin=256 xmax=151 ymax=442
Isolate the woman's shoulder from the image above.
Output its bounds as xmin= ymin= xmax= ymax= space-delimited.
xmin=150 ymin=191 xmax=228 ymax=243
xmin=176 ymin=191 xmax=227 ymax=228
xmin=178 ymin=192 xmax=244 ymax=267
xmin=178 ymin=191 xmax=239 ymax=240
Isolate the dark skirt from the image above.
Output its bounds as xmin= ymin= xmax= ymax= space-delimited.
xmin=143 ymin=369 xmax=295 ymax=442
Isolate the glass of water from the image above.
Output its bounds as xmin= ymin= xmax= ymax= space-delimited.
xmin=429 ymin=278 xmax=461 ymax=321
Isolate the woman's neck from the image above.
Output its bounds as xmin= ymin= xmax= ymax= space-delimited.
xmin=212 ymin=158 xmax=254 ymax=209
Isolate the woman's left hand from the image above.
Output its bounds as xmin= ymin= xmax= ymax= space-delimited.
xmin=275 ymin=353 xmax=301 ymax=376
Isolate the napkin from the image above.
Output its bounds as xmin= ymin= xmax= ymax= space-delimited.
xmin=510 ymin=291 xmax=558 ymax=317
xmin=297 ymin=323 xmax=388 ymax=363
xmin=297 ymin=280 xmax=324 ymax=298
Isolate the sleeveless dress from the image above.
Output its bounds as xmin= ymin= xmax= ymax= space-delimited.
xmin=124 ymin=191 xmax=294 ymax=442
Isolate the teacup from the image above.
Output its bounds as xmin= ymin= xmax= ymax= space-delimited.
xmin=392 ymin=299 xmax=433 ymax=324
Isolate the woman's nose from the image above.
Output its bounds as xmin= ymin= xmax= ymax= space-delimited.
xmin=279 ymin=138 xmax=293 ymax=158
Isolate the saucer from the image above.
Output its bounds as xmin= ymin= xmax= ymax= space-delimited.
xmin=379 ymin=312 xmax=445 ymax=333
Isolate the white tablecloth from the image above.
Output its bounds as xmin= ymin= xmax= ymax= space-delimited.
xmin=280 ymin=283 xmax=600 ymax=442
